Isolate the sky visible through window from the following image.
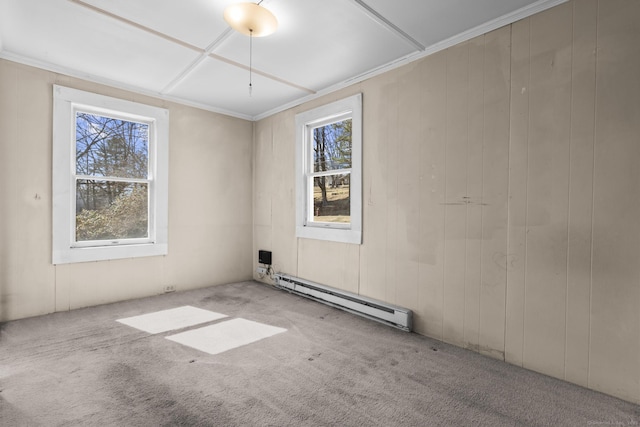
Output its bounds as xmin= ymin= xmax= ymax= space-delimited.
xmin=312 ymin=118 xmax=352 ymax=223
xmin=75 ymin=112 xmax=150 ymax=242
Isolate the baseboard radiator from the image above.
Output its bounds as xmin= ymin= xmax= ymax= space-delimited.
xmin=273 ymin=273 xmax=412 ymax=332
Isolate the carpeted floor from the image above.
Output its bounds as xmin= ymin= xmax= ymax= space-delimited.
xmin=1 ymin=281 xmax=638 ymax=426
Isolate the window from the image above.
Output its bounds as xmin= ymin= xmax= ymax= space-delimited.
xmin=52 ymin=85 xmax=168 ymax=264
xmin=295 ymin=93 xmax=362 ymax=244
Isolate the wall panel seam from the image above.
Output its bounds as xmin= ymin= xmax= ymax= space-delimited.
xmin=463 ymin=43 xmax=470 ymax=344
xmin=478 ymin=34 xmax=486 ymax=348
xmin=563 ymin=1 xmax=575 ymax=381
xmin=504 ymin=24 xmax=513 ymax=359
xmin=586 ymin=0 xmax=600 ymax=391
xmin=442 ymin=53 xmax=448 ymax=340
xmin=522 ymin=17 xmax=532 ymax=366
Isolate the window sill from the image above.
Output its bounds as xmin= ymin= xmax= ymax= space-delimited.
xmin=52 ymin=242 xmax=168 ymax=265
xmin=296 ymin=225 xmax=361 ymax=244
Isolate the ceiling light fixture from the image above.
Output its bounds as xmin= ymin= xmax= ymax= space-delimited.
xmin=223 ymin=1 xmax=278 ymax=96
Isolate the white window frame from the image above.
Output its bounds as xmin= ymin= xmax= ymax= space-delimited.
xmin=295 ymin=93 xmax=362 ymax=244
xmin=52 ymin=85 xmax=169 ymax=264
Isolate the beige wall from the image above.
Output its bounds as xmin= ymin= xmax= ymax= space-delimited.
xmin=0 ymin=60 xmax=254 ymax=321
xmin=0 ymin=0 xmax=638 ymax=406
xmin=253 ymin=0 xmax=640 ymax=404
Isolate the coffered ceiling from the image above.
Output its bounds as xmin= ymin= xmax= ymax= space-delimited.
xmin=0 ymin=0 xmax=566 ymax=120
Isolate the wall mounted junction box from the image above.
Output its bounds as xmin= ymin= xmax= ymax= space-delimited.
xmin=258 ymin=250 xmax=272 ymax=265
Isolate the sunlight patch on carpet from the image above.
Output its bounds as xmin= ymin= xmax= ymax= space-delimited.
xmin=116 ymin=306 xmax=228 ymax=334
xmin=165 ymin=318 xmax=286 ymax=355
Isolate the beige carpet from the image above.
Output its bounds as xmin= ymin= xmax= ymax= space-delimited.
xmin=1 ymin=281 xmax=638 ymax=426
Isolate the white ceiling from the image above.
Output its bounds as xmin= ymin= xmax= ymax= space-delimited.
xmin=0 ymin=0 xmax=565 ymax=120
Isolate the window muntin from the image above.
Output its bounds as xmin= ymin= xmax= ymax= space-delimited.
xmin=295 ymin=93 xmax=362 ymax=244
xmin=53 ymin=85 xmax=168 ymax=264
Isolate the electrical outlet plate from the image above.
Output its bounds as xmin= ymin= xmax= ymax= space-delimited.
xmin=256 ymin=267 xmax=267 ymax=275
xmin=163 ymin=285 xmax=176 ymax=293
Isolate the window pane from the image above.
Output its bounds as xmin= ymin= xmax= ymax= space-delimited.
xmin=76 ymin=112 xmax=149 ymax=179
xmin=313 ymin=119 xmax=352 ymax=172
xmin=76 ymin=180 xmax=148 ymax=241
xmin=313 ymin=174 xmax=350 ymax=223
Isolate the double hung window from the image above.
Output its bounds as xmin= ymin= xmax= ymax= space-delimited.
xmin=295 ymin=94 xmax=362 ymax=244
xmin=52 ymin=86 xmax=168 ymax=264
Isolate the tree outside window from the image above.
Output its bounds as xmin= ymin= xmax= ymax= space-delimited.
xmin=312 ymin=118 xmax=352 ymax=223
xmin=52 ymin=85 xmax=168 ymax=264
xmin=74 ymin=113 xmax=150 ymax=242
xmin=295 ymin=93 xmax=362 ymax=245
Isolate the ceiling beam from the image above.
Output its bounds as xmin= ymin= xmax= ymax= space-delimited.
xmin=69 ymin=0 xmax=203 ymax=53
xmin=349 ymin=0 xmax=425 ymax=52
xmin=160 ymin=28 xmax=234 ymax=94
xmin=68 ymin=0 xmax=314 ymax=96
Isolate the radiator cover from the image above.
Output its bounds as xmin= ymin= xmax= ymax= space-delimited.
xmin=274 ymin=273 xmax=412 ymax=332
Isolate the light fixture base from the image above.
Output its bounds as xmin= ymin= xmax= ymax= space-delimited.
xmin=224 ymin=2 xmax=278 ymax=37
